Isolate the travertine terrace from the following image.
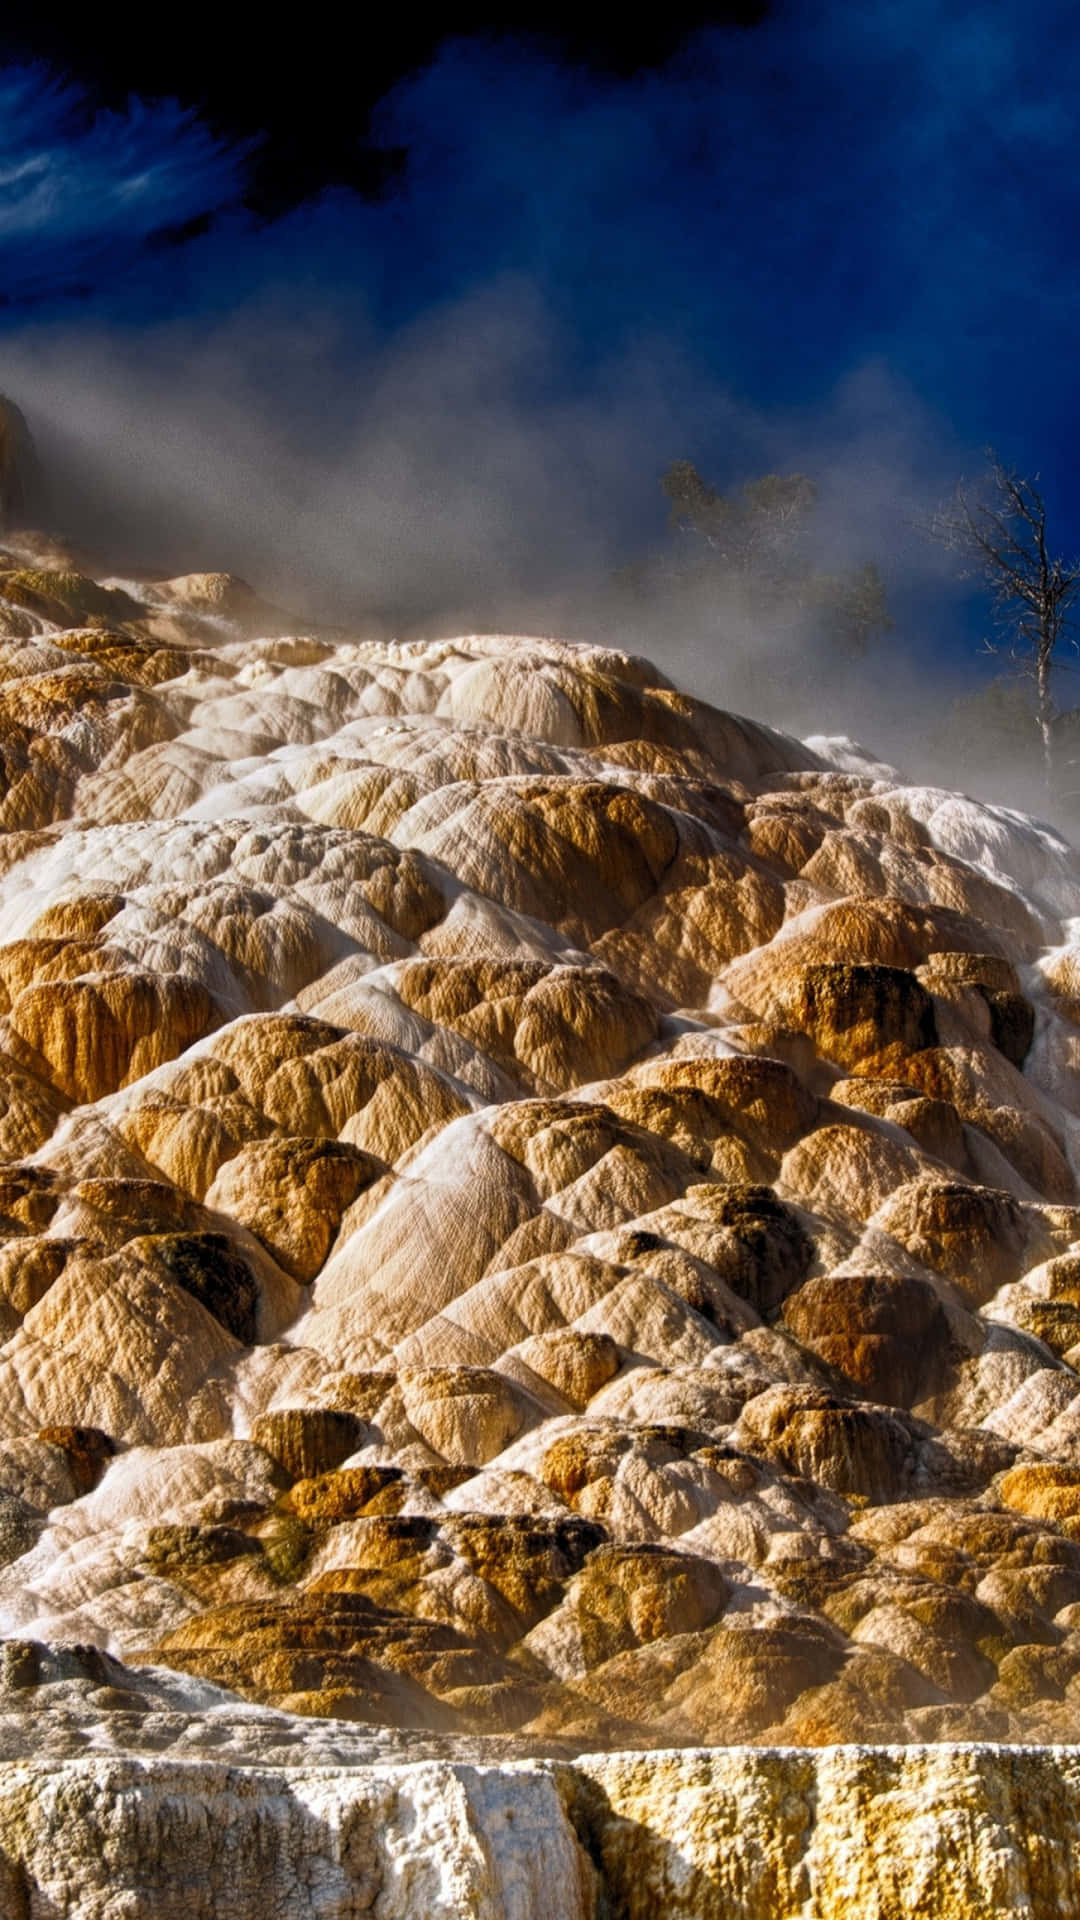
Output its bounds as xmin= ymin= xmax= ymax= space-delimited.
xmin=5 ymin=509 xmax=1080 ymax=1911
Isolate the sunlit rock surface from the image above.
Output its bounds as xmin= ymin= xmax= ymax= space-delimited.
xmin=2 ymin=1654 xmax=1080 ymax=1916
xmin=5 ymin=537 xmax=1080 ymax=1907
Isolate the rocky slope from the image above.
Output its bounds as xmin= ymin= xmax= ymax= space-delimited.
xmin=6 ymin=501 xmax=1080 ymax=1908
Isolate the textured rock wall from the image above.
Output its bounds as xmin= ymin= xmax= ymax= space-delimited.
xmin=4 ymin=1744 xmax=1080 ymax=1919
xmin=0 ymin=1755 xmax=592 ymax=1920
xmin=573 ymin=1745 xmax=1080 ymax=1918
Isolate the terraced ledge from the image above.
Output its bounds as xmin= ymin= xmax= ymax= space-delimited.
xmin=2 ymin=1743 xmax=1080 ymax=1918
xmin=8 ymin=530 xmax=1080 ymax=1912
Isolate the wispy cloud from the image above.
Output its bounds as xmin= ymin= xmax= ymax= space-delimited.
xmin=0 ymin=65 xmax=246 ymax=302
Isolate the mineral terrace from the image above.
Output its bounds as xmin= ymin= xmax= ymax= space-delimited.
xmin=3 ymin=505 xmax=1080 ymax=1913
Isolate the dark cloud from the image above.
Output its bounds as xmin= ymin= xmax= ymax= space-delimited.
xmin=0 ymin=14 xmax=769 ymax=217
xmin=1 ymin=6 xmax=1078 ymax=813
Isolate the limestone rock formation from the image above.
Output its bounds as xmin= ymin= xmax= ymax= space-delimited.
xmin=0 ymin=397 xmax=38 ymax=532
xmin=4 ymin=521 xmax=1080 ymax=1907
xmin=0 ymin=1658 xmax=1079 ymax=1918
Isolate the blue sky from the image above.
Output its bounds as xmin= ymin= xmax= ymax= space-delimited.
xmin=1 ymin=4 xmax=1078 ymax=743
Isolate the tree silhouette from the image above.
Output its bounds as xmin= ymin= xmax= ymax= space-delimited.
xmin=930 ymin=453 xmax=1080 ymax=794
xmin=658 ymin=460 xmax=891 ymax=658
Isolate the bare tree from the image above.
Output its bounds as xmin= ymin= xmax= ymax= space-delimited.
xmin=931 ymin=452 xmax=1080 ymax=793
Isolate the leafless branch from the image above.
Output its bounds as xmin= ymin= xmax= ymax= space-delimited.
xmin=927 ymin=450 xmax=1080 ymax=794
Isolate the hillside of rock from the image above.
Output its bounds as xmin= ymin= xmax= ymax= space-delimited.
xmin=2 ymin=521 xmax=1080 ymax=1778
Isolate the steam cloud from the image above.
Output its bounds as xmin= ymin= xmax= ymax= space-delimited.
xmin=2 ymin=12 xmax=1076 ymax=814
